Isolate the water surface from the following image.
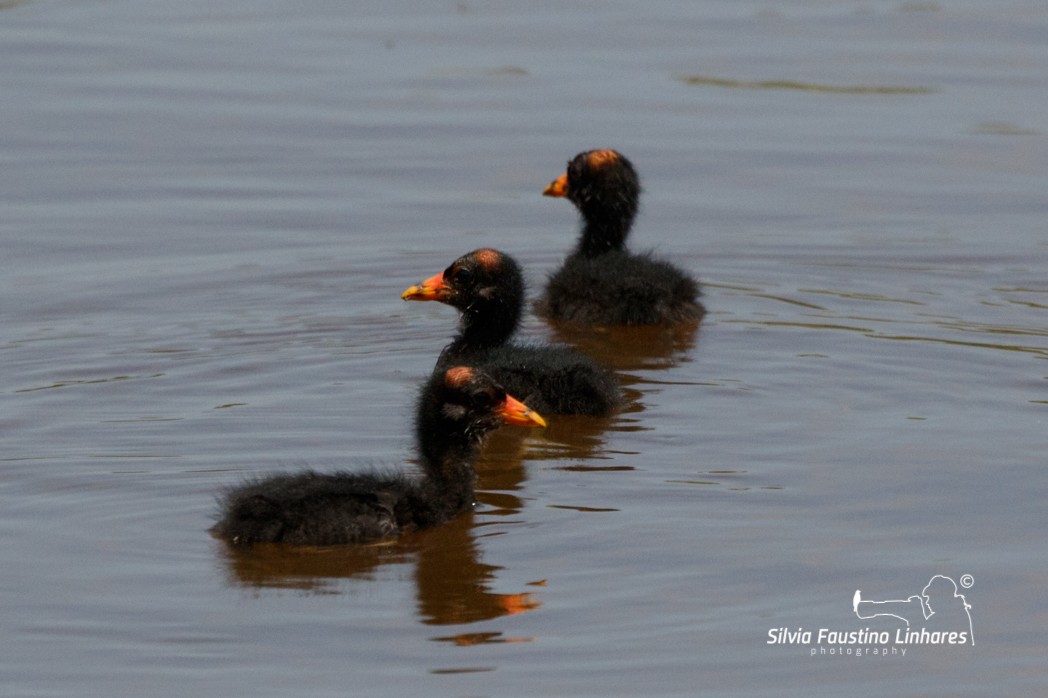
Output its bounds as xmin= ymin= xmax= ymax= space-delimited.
xmin=2 ymin=1 xmax=1046 ymax=696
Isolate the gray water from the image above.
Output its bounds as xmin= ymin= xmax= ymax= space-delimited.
xmin=2 ymin=1 xmax=1046 ymax=696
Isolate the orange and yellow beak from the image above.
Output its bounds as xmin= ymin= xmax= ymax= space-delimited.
xmin=542 ymin=172 xmax=569 ymax=198
xmin=401 ymin=272 xmax=447 ymax=301
xmin=498 ymin=393 xmax=547 ymax=428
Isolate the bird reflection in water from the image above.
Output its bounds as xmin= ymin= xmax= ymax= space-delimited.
xmin=214 ymin=442 xmax=543 ymax=627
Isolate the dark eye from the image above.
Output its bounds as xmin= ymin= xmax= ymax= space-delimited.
xmin=471 ymin=388 xmax=495 ymax=409
xmin=447 ymin=264 xmax=472 ymax=285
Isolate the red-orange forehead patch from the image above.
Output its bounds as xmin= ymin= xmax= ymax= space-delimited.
xmin=585 ymin=149 xmax=621 ymax=170
xmin=444 ymin=366 xmax=475 ymax=389
xmin=471 ymin=248 xmax=502 ymax=270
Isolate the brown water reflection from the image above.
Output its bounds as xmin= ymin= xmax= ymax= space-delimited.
xmin=216 ymin=511 xmax=543 ymax=626
xmin=543 ymin=318 xmax=702 ymax=372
